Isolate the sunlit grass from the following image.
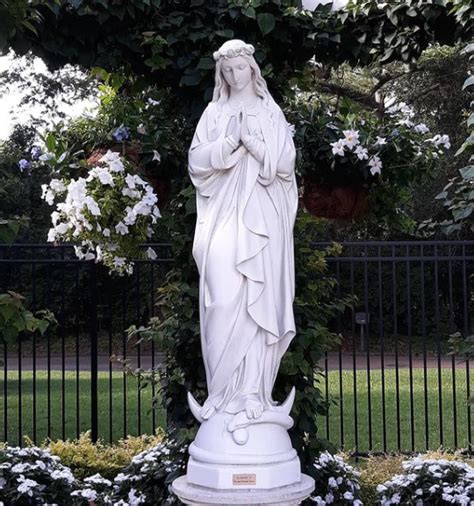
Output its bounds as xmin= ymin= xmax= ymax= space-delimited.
xmin=316 ymin=367 xmax=473 ymax=453
xmin=0 ymin=371 xmax=165 ymax=446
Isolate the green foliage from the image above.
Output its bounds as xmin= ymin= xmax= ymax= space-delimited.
xmin=0 ymin=125 xmax=52 ymax=242
xmin=419 ymin=43 xmax=474 ymax=236
xmin=46 ymin=430 xmax=164 ymax=480
xmin=5 ymin=1 xmax=473 ymax=115
xmin=343 ymin=1 xmax=473 ymax=64
xmin=0 ymin=291 xmax=55 ymax=345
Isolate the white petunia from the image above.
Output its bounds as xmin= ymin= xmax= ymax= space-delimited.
xmin=115 ymin=222 xmax=129 ymax=235
xmin=343 ymin=491 xmax=354 ymax=500
xmin=125 ymin=174 xmax=137 ymax=189
xmin=137 ymin=123 xmax=147 ymax=135
xmin=375 ymin=136 xmax=387 ymax=146
xmin=152 ymin=150 xmax=161 ymax=162
xmin=103 ymin=228 xmax=111 ymax=238
xmin=414 ymin=123 xmax=429 ymax=134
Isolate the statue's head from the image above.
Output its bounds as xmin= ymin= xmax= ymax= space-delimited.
xmin=212 ymin=39 xmax=271 ymax=105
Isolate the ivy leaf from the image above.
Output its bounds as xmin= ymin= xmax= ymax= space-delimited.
xmin=215 ymin=29 xmax=234 ymax=39
xmin=460 ymin=165 xmax=474 ymax=180
xmin=196 ymin=57 xmax=214 ymax=70
xmin=257 ymin=13 xmax=275 ymax=36
xmin=453 ymin=207 xmax=472 ymax=221
xmin=243 ymin=6 xmax=256 ymax=19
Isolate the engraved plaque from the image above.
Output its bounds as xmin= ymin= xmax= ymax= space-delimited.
xmin=232 ymin=473 xmax=256 ymax=486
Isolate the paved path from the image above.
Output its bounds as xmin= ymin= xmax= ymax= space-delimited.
xmin=2 ymin=353 xmax=469 ymax=371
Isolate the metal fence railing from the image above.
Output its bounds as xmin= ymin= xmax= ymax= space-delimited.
xmin=1 ymin=241 xmax=473 ymax=456
xmin=0 ymin=243 xmax=173 ymax=446
xmin=317 ymin=241 xmax=474 ymax=456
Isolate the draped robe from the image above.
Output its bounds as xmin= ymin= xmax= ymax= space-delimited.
xmin=188 ymin=98 xmax=298 ymax=416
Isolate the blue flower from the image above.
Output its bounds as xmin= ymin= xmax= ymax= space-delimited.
xmin=112 ymin=126 xmax=131 ymax=142
xmin=30 ymin=146 xmax=42 ymax=160
xmin=387 ymin=129 xmax=400 ymax=141
xmin=18 ymin=159 xmax=31 ymax=172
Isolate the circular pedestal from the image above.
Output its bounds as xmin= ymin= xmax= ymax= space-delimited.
xmin=172 ymin=474 xmax=315 ymax=505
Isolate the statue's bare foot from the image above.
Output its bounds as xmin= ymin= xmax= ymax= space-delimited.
xmin=200 ymin=400 xmax=216 ymax=420
xmin=245 ymin=398 xmax=263 ymax=419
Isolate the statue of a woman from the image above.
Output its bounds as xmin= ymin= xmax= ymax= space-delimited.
xmin=188 ymin=39 xmax=298 ymax=428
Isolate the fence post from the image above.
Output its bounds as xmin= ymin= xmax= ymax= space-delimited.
xmin=89 ymin=262 xmax=99 ymax=442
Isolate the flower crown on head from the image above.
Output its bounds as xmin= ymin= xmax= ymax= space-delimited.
xmin=213 ymin=42 xmax=255 ymax=62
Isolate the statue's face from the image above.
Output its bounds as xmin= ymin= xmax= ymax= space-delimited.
xmin=221 ymin=56 xmax=253 ymax=92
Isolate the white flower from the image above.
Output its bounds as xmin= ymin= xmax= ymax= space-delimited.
xmin=369 ymin=155 xmax=382 ymax=175
xmin=100 ymin=150 xmax=125 ymax=172
xmin=375 ymin=136 xmax=387 ymax=146
xmin=354 ymin=145 xmax=369 ymax=160
xmin=324 ymin=492 xmax=334 ymax=503
xmin=125 ymin=174 xmax=137 ymax=189
xmin=50 ymin=178 xmax=66 ymax=194
xmin=84 ymin=196 xmax=101 ymax=216
xmin=17 ymin=478 xmax=39 ymax=496
xmin=414 ymin=123 xmax=429 ymax=134
xmin=122 ymin=187 xmax=140 ymax=199
xmin=89 ymin=166 xmax=114 ymax=186
xmin=328 ymin=477 xmax=338 ymax=488
xmin=128 ymin=488 xmax=146 ymax=505
xmin=147 ymin=247 xmax=157 ymax=260
xmin=148 ymin=97 xmax=160 ymax=106
xmin=391 ymin=492 xmax=401 ymax=504
xmin=78 ymin=488 xmax=97 ymax=501
xmin=103 ymin=228 xmax=111 ymax=237
xmin=137 ymin=123 xmax=147 ymax=135
xmin=55 ymin=222 xmax=69 ymax=235
xmin=288 ymin=123 xmax=296 ymax=137
xmin=85 ymin=473 xmax=112 ymax=486
xmin=113 ymin=257 xmax=126 ymax=268
xmin=11 ymin=463 xmax=28 ymax=473
xmin=342 ymin=129 xmax=360 ymax=149
xmin=152 ymin=150 xmax=161 ymax=162
xmin=115 ymin=222 xmax=129 ymax=235
xmin=330 ymin=140 xmax=345 ymax=156
xmin=343 ymin=491 xmax=354 ymax=500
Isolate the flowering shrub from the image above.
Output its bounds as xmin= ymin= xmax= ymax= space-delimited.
xmin=108 ymin=438 xmax=186 ymax=505
xmin=310 ymin=451 xmax=363 ymax=505
xmin=70 ymin=438 xmax=186 ymax=505
xmin=376 ymin=455 xmax=474 ymax=505
xmin=0 ymin=445 xmax=76 ymax=504
xmin=41 ymin=150 xmax=161 ymax=275
xmin=288 ymin=96 xmax=450 ymax=189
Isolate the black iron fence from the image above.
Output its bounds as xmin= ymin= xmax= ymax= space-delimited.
xmin=0 ymin=241 xmax=473 ymax=457
xmin=318 ymin=240 xmax=474 ymax=457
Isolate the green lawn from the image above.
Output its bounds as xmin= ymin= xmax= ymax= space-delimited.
xmin=1 ymin=368 xmax=472 ymax=454
xmin=316 ymin=368 xmax=474 ymax=453
xmin=0 ymin=371 xmax=166 ymax=446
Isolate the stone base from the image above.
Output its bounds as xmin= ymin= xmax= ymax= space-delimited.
xmin=187 ymin=455 xmax=301 ymax=489
xmin=171 ymin=474 xmax=315 ymax=505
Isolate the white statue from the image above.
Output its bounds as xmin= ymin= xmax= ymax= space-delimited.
xmin=180 ymin=40 xmax=309 ymax=496
xmin=188 ymin=38 xmax=298 ymax=428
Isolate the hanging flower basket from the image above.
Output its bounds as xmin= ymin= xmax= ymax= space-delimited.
xmin=303 ymin=177 xmax=369 ymax=221
xmin=86 ymin=142 xmax=142 ymax=168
